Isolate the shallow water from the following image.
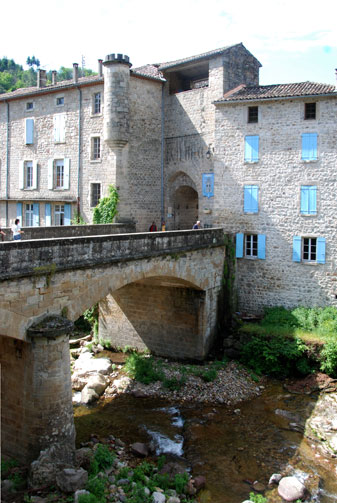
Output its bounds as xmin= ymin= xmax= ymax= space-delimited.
xmin=74 ymin=379 xmax=337 ymax=502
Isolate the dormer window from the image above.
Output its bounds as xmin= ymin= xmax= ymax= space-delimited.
xmin=248 ymin=106 xmax=258 ymax=123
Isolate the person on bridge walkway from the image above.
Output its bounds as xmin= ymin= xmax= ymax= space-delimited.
xmin=11 ymin=219 xmax=24 ymax=241
xmin=192 ymin=220 xmax=201 ymax=229
xmin=0 ymin=227 xmax=5 ymax=241
xmin=149 ymin=221 xmax=157 ymax=232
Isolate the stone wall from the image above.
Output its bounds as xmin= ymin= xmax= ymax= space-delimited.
xmin=213 ymin=96 xmax=337 ymax=312
xmin=0 ymin=332 xmax=75 ymax=463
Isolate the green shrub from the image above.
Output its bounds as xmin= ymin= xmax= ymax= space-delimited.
xmin=163 ymin=375 xmax=186 ymax=391
xmin=93 ymin=184 xmax=119 ymax=224
xmin=200 ymin=368 xmax=218 ymax=382
xmin=1 ymin=458 xmax=18 ymax=479
xmin=89 ymin=444 xmax=115 ymax=476
xmin=261 ymin=306 xmax=298 ymax=328
xmin=124 ymin=353 xmax=164 ymax=384
xmin=86 ymin=475 xmax=106 ymax=500
xmin=249 ymin=493 xmax=267 ymax=503
xmin=320 ymin=340 xmax=337 ymax=376
xmin=174 ymin=472 xmax=188 ymax=493
xmin=78 ymin=494 xmax=100 ymax=503
xmin=240 ymin=334 xmax=310 ymax=377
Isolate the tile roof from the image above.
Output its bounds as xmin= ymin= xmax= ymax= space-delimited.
xmin=158 ymin=43 xmax=244 ymax=70
xmin=0 ymin=75 xmax=103 ymax=101
xmin=216 ymin=82 xmax=337 ymax=103
xmin=132 ymin=64 xmax=164 ymax=80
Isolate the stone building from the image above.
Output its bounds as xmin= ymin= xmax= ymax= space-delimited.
xmin=0 ymin=43 xmax=336 ymax=312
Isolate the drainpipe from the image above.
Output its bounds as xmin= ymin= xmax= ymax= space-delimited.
xmin=77 ymin=87 xmax=82 ymax=222
xmin=160 ymin=83 xmax=165 ymax=226
xmin=5 ymin=101 xmax=9 ymax=226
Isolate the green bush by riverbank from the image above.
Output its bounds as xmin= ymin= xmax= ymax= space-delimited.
xmin=238 ymin=306 xmax=337 ymax=378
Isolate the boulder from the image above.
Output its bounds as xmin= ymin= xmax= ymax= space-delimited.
xmin=75 ymin=447 xmax=94 ymax=471
xmin=86 ymin=374 xmax=108 ymax=395
xmin=56 ymin=467 xmax=88 ymax=493
xmin=130 ymin=442 xmax=149 ymax=457
xmin=193 ymin=475 xmax=206 ymax=491
xmin=81 ymin=387 xmax=99 ymax=404
xmin=29 ymin=443 xmax=75 ymax=488
xmin=278 ymin=476 xmax=306 ymax=501
xmin=152 ymin=491 xmax=166 ymax=503
xmin=113 ymin=376 xmax=132 ymax=392
xmin=73 ymin=353 xmax=112 ymax=376
xmin=269 ymin=473 xmax=282 ymax=485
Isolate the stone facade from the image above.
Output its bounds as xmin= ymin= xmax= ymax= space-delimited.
xmin=1 ymin=42 xmax=336 ymax=313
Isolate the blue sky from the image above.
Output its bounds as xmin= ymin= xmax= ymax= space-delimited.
xmin=2 ymin=0 xmax=336 ymax=86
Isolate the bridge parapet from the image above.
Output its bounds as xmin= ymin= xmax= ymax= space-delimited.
xmin=0 ymin=228 xmax=225 ymax=281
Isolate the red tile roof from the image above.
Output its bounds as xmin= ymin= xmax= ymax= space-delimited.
xmin=216 ymin=82 xmax=337 ymax=103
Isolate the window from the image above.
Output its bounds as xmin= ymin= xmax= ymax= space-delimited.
xmin=48 ymin=158 xmax=70 ymax=190
xmin=53 ymin=113 xmax=66 ymax=143
xmin=26 ymin=102 xmax=34 ymax=111
xmin=300 ymin=186 xmax=317 ymax=215
xmin=25 ymin=203 xmax=34 ymax=227
xmin=54 ymin=204 xmax=65 ymax=226
xmin=236 ymin=233 xmax=266 ymax=259
xmin=19 ymin=160 xmax=37 ymax=189
xmin=91 ymin=137 xmax=101 ymax=160
xmin=91 ymin=183 xmax=101 ymax=207
xmin=305 ymin=103 xmax=316 ymax=120
xmin=302 ymin=133 xmax=317 ymax=161
xmin=244 ymin=185 xmax=258 ymax=213
xmin=56 ymin=96 xmax=64 ymax=106
xmin=25 ymin=118 xmax=34 ymax=144
xmin=24 ymin=203 xmax=39 ymax=227
xmin=248 ymin=106 xmax=258 ymax=123
xmin=55 ymin=160 xmax=64 ymax=188
xmin=244 ymin=135 xmax=259 ymax=162
xmin=93 ymin=92 xmax=101 ymax=114
xmin=293 ymin=236 xmax=326 ymax=264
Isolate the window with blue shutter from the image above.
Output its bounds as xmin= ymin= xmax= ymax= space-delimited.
xmin=202 ymin=173 xmax=214 ymax=198
xmin=33 ymin=203 xmax=40 ymax=227
xmin=16 ymin=202 xmax=22 ymax=221
xmin=236 ymin=233 xmax=244 ymax=258
xmin=244 ymin=136 xmax=259 ymax=162
xmin=45 ymin=203 xmax=51 ymax=226
xmin=25 ymin=118 xmax=34 ymax=144
xmin=64 ymin=204 xmax=71 ymax=225
xmin=301 ymin=133 xmax=317 ymax=161
xmin=257 ymin=234 xmax=266 ymax=259
xmin=300 ymin=186 xmax=317 ymax=215
xmin=244 ymin=185 xmax=259 ymax=213
xmin=316 ymin=237 xmax=326 ymax=264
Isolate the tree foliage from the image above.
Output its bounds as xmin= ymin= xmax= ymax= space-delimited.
xmin=93 ymin=185 xmax=119 ymax=224
xmin=0 ymin=56 xmax=96 ymax=94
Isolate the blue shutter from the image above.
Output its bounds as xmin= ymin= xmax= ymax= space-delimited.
xmin=257 ymin=234 xmax=266 ymax=259
xmin=16 ymin=202 xmax=22 ymax=220
xmin=309 ymin=186 xmax=317 ymax=215
xmin=33 ymin=203 xmax=40 ymax=227
xmin=292 ymin=236 xmax=301 ymax=262
xmin=202 ymin=173 xmax=214 ymax=198
xmin=64 ymin=204 xmax=71 ymax=225
xmin=245 ymin=136 xmax=259 ymax=162
xmin=244 ymin=185 xmax=258 ymax=213
xmin=45 ymin=203 xmax=51 ymax=226
xmin=317 ymin=237 xmax=326 ymax=264
xmin=302 ymin=133 xmax=317 ymax=161
xmin=25 ymin=118 xmax=34 ymax=144
xmin=236 ymin=233 xmax=244 ymax=258
xmin=301 ymin=186 xmax=317 ymax=214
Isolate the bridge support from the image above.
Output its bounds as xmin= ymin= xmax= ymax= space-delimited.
xmin=0 ymin=316 xmax=75 ymax=463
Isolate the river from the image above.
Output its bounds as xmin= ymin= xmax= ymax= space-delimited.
xmin=74 ymin=374 xmax=337 ymax=502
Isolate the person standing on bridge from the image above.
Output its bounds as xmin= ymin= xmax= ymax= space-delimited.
xmin=149 ymin=221 xmax=157 ymax=232
xmin=192 ymin=220 xmax=201 ymax=229
xmin=11 ymin=218 xmax=24 ymax=241
xmin=0 ymin=226 xmax=5 ymax=241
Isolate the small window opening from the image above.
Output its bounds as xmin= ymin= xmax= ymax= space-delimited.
xmin=305 ymin=103 xmax=316 ymax=120
xmin=248 ymin=106 xmax=258 ymax=123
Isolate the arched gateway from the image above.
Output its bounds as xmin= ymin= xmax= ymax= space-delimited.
xmin=0 ymin=229 xmax=227 ymax=463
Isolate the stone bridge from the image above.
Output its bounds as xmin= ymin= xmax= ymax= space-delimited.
xmin=0 ymin=228 xmax=227 ymax=462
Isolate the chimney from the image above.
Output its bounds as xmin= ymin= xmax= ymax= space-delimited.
xmin=98 ymin=59 xmax=103 ymax=77
xmin=51 ymin=71 xmax=57 ymax=85
xmin=37 ymin=69 xmax=47 ymax=88
xmin=73 ymin=63 xmax=79 ymax=83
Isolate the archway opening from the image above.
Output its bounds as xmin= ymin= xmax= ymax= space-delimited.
xmin=173 ymin=185 xmax=198 ymax=230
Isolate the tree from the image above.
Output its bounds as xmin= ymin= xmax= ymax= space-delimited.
xmin=26 ymin=56 xmax=40 ymax=68
xmin=93 ymin=185 xmax=119 ymax=224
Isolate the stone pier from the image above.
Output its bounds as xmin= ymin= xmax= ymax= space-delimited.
xmin=0 ymin=316 xmax=75 ymax=463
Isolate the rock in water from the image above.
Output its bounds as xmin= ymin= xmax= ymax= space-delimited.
xmin=278 ymin=476 xmax=306 ymax=501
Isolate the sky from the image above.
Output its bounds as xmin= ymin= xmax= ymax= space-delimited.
xmin=2 ymin=0 xmax=337 ymax=86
